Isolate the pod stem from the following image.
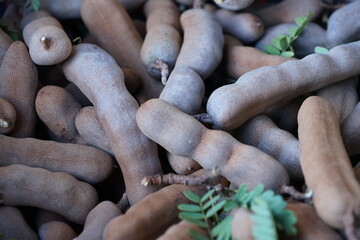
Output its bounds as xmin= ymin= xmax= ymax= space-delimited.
xmin=152 ymin=59 xmax=169 ymax=85
xmin=117 ymin=192 xmax=129 ymax=213
xmin=0 ymin=119 xmax=9 ymax=128
xmin=40 ymin=35 xmax=52 ymax=50
xmin=279 ymin=185 xmax=313 ymax=200
xmin=343 ymin=209 xmax=357 ymax=240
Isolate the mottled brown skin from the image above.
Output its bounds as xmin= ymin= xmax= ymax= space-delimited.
xmin=0 ymin=97 xmax=16 ymax=134
xmin=255 ymin=0 xmax=323 ymax=27
xmin=136 ymin=99 xmax=289 ymax=190
xmin=222 ymin=46 xmax=292 ymax=79
xmin=77 ymin=201 xmax=121 ymax=240
xmin=0 ymin=164 xmax=98 ymax=224
xmin=38 ymin=221 xmax=77 ymax=240
xmin=75 ymin=106 xmax=113 ymax=156
xmin=206 ymin=40 xmax=360 ymax=131
xmin=232 ymin=114 xmax=302 ymax=181
xmin=158 ymin=220 xmax=208 ymax=240
xmin=167 ymin=152 xmax=202 ymax=175
xmin=214 ymin=10 xmax=263 ymax=44
xmin=62 ymin=44 xmax=163 ymax=204
xmin=103 ymin=173 xmax=207 ymax=240
xmin=298 ymin=96 xmax=360 ymax=229
xmin=341 ymin=102 xmax=360 ymax=156
xmin=35 ymin=85 xmax=82 ymax=143
xmin=0 ymin=28 xmax=12 ymax=64
xmin=316 ymin=77 xmax=358 ymax=123
xmin=0 ymin=206 xmax=38 ymax=240
xmin=287 ymin=201 xmax=343 ymax=240
xmin=0 ymin=134 xmax=114 ymax=184
xmin=80 ymin=0 xmax=163 ymax=101
xmin=0 ymin=41 xmax=38 ymax=138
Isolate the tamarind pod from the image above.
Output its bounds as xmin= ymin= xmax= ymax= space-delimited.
xmin=62 ymin=43 xmax=163 ymax=204
xmin=35 ymin=85 xmax=82 ymax=143
xmin=206 ymin=40 xmax=360 ymax=131
xmin=287 ymin=201 xmax=343 ymax=240
xmin=136 ymin=99 xmax=289 ymax=190
xmin=174 ymin=0 xmax=194 ymax=6
xmin=64 ymin=83 xmax=92 ymax=107
xmin=298 ymin=96 xmax=360 ymax=229
xmin=76 ymin=201 xmax=121 ymax=240
xmin=0 ymin=97 xmax=16 ymax=134
xmin=214 ymin=0 xmax=254 ymax=11
xmin=0 ymin=164 xmax=98 ymax=224
xmin=144 ymin=0 xmax=178 ymax=17
xmin=140 ymin=24 xmax=182 ymax=81
xmin=80 ymin=0 xmax=163 ymax=101
xmin=132 ymin=19 xmax=147 ymax=40
xmin=256 ymin=22 xmax=327 ymax=58
xmin=75 ymin=106 xmax=113 ymax=156
xmin=231 ymin=208 xmax=253 ymax=240
xmin=222 ymin=46 xmax=292 ymax=79
xmin=316 ymin=76 xmax=358 ymax=123
xmin=0 ymin=134 xmax=113 ymax=184
xmin=327 ymin=0 xmax=360 ymax=47
xmin=167 ymin=152 xmax=202 ymax=175
xmin=103 ymin=172 xmax=208 ymax=240
xmin=36 ymin=209 xmax=70 ymax=227
xmin=232 ymin=114 xmax=302 ymax=181
xmin=20 ymin=10 xmax=51 ymax=31
xmin=0 ymin=206 xmax=38 ymax=240
xmin=1 ymin=4 xmax=21 ymax=38
xmin=159 ymin=67 xmax=205 ymax=114
xmin=0 ymin=28 xmax=12 ymax=64
xmin=22 ymin=15 xmax=72 ymax=65
xmin=224 ymin=34 xmax=243 ymax=48
xmin=0 ymin=41 xmax=38 ymax=137
xmin=157 ymin=220 xmax=208 ymax=240
xmin=175 ymin=9 xmax=224 ymax=80
xmin=38 ymin=221 xmax=77 ymax=240
xmin=213 ymin=10 xmax=263 ymax=44
xmin=255 ymin=0 xmax=323 ymax=27
xmin=144 ymin=0 xmax=181 ymax=32
xmin=341 ymin=101 xmax=360 ymax=155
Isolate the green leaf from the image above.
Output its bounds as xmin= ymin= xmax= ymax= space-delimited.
xmin=251 ymin=197 xmax=278 ymax=240
xmin=279 ymin=37 xmax=290 ymax=50
xmin=182 ymin=218 xmax=208 ymax=228
xmin=288 ymin=27 xmax=299 ymax=37
xmin=206 ymin=200 xmax=227 ymax=218
xmin=201 ymin=189 xmax=216 ymax=203
xmin=31 ymin=0 xmax=40 ymax=11
xmin=203 ymin=195 xmax=222 ymax=210
xmin=271 ymin=38 xmax=283 ymax=51
xmin=274 ymin=209 xmax=297 ymax=236
xmin=280 ymin=51 xmax=294 ymax=58
xmin=223 ymin=200 xmax=238 ymax=213
xmin=263 ymin=45 xmax=281 ymax=55
xmin=211 ymin=215 xmax=233 ymax=240
xmin=184 ymin=190 xmax=201 ymax=203
xmin=179 ymin=212 xmax=204 ymax=220
xmin=241 ymin=184 xmax=265 ymax=208
xmin=295 ymin=11 xmax=312 ymax=27
xmin=188 ymin=229 xmax=210 ymax=240
xmin=178 ymin=204 xmax=201 ymax=212
xmin=314 ymin=46 xmax=329 ymax=54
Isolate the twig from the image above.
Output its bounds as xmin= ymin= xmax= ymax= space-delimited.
xmin=152 ymin=59 xmax=169 ymax=85
xmin=280 ymin=185 xmax=313 ymax=200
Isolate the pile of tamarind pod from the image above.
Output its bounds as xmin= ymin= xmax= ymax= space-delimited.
xmin=1 ymin=0 xmax=360 ymax=239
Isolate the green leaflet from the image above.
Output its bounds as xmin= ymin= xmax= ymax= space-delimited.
xmin=251 ymin=198 xmax=278 ymax=240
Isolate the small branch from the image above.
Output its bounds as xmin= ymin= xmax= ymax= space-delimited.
xmin=0 ymin=119 xmax=9 ymax=128
xmin=152 ymin=59 xmax=169 ymax=85
xmin=116 ymin=192 xmax=129 ymax=214
xmin=280 ymin=185 xmax=313 ymax=200
xmin=40 ymin=35 xmax=52 ymax=50
xmin=343 ymin=209 xmax=358 ymax=240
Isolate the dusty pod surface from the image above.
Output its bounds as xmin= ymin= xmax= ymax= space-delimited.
xmin=38 ymin=221 xmax=77 ymax=240
xmin=0 ymin=164 xmax=98 ymax=224
xmin=214 ymin=0 xmax=254 ymax=10
xmin=0 ymin=96 xmax=16 ymax=134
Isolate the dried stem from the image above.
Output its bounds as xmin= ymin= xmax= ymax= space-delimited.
xmin=116 ymin=192 xmax=130 ymax=214
xmin=0 ymin=119 xmax=9 ymax=128
xmin=40 ymin=35 xmax=52 ymax=50
xmin=152 ymin=59 xmax=169 ymax=85
xmin=343 ymin=209 xmax=358 ymax=240
xmin=280 ymin=185 xmax=313 ymax=200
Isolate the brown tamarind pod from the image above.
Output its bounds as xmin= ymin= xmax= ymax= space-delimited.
xmin=75 ymin=106 xmax=113 ymax=155
xmin=157 ymin=220 xmax=208 ymax=240
xmin=35 ymin=85 xmax=83 ymax=143
xmin=0 ymin=28 xmax=12 ymax=64
xmin=214 ymin=0 xmax=255 ymax=11
xmin=298 ymin=96 xmax=360 ymax=232
xmin=0 ymin=134 xmax=114 ymax=184
xmin=0 ymin=206 xmax=38 ymax=240
xmin=0 ymin=41 xmax=38 ymax=138
xmin=0 ymin=164 xmax=98 ymax=224
xmin=38 ymin=221 xmax=77 ymax=240
xmin=76 ymin=201 xmax=122 ymax=240
xmin=144 ymin=0 xmax=181 ymax=32
xmin=341 ymin=101 xmax=360 ymax=156
xmin=0 ymin=96 xmax=16 ymax=134
xmin=167 ymin=152 xmax=202 ymax=175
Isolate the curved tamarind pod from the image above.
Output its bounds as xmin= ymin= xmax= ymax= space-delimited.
xmin=62 ymin=43 xmax=163 ymax=204
xmin=0 ymin=97 xmax=16 ymax=134
xmin=327 ymin=0 xmax=360 ymax=47
xmin=214 ymin=0 xmax=254 ymax=11
xmin=38 ymin=221 xmax=77 ymax=240
xmin=35 ymin=85 xmax=82 ymax=143
xmin=144 ymin=0 xmax=181 ymax=32
xmin=81 ymin=0 xmax=163 ymax=101
xmin=103 ymin=171 xmax=208 ymax=240
xmin=157 ymin=220 xmax=208 ymax=240
xmin=298 ymin=96 xmax=360 ymax=229
xmin=206 ymin=40 xmax=360 ymax=131
xmin=76 ymin=201 xmax=121 ymax=240
xmin=75 ymin=106 xmax=113 ymax=156
xmin=0 ymin=134 xmax=113 ymax=184
xmin=0 ymin=28 xmax=12 ymax=64
xmin=316 ymin=76 xmax=358 ymax=123
xmin=232 ymin=114 xmax=302 ymax=181
xmin=255 ymin=0 xmax=323 ymax=27
xmin=167 ymin=152 xmax=202 ymax=175
xmin=0 ymin=164 xmax=98 ymax=224
xmin=136 ymin=99 xmax=289 ymax=190
xmin=341 ymin=102 xmax=360 ymax=156
xmin=0 ymin=206 xmax=38 ymax=240
xmin=0 ymin=41 xmax=38 ymax=138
